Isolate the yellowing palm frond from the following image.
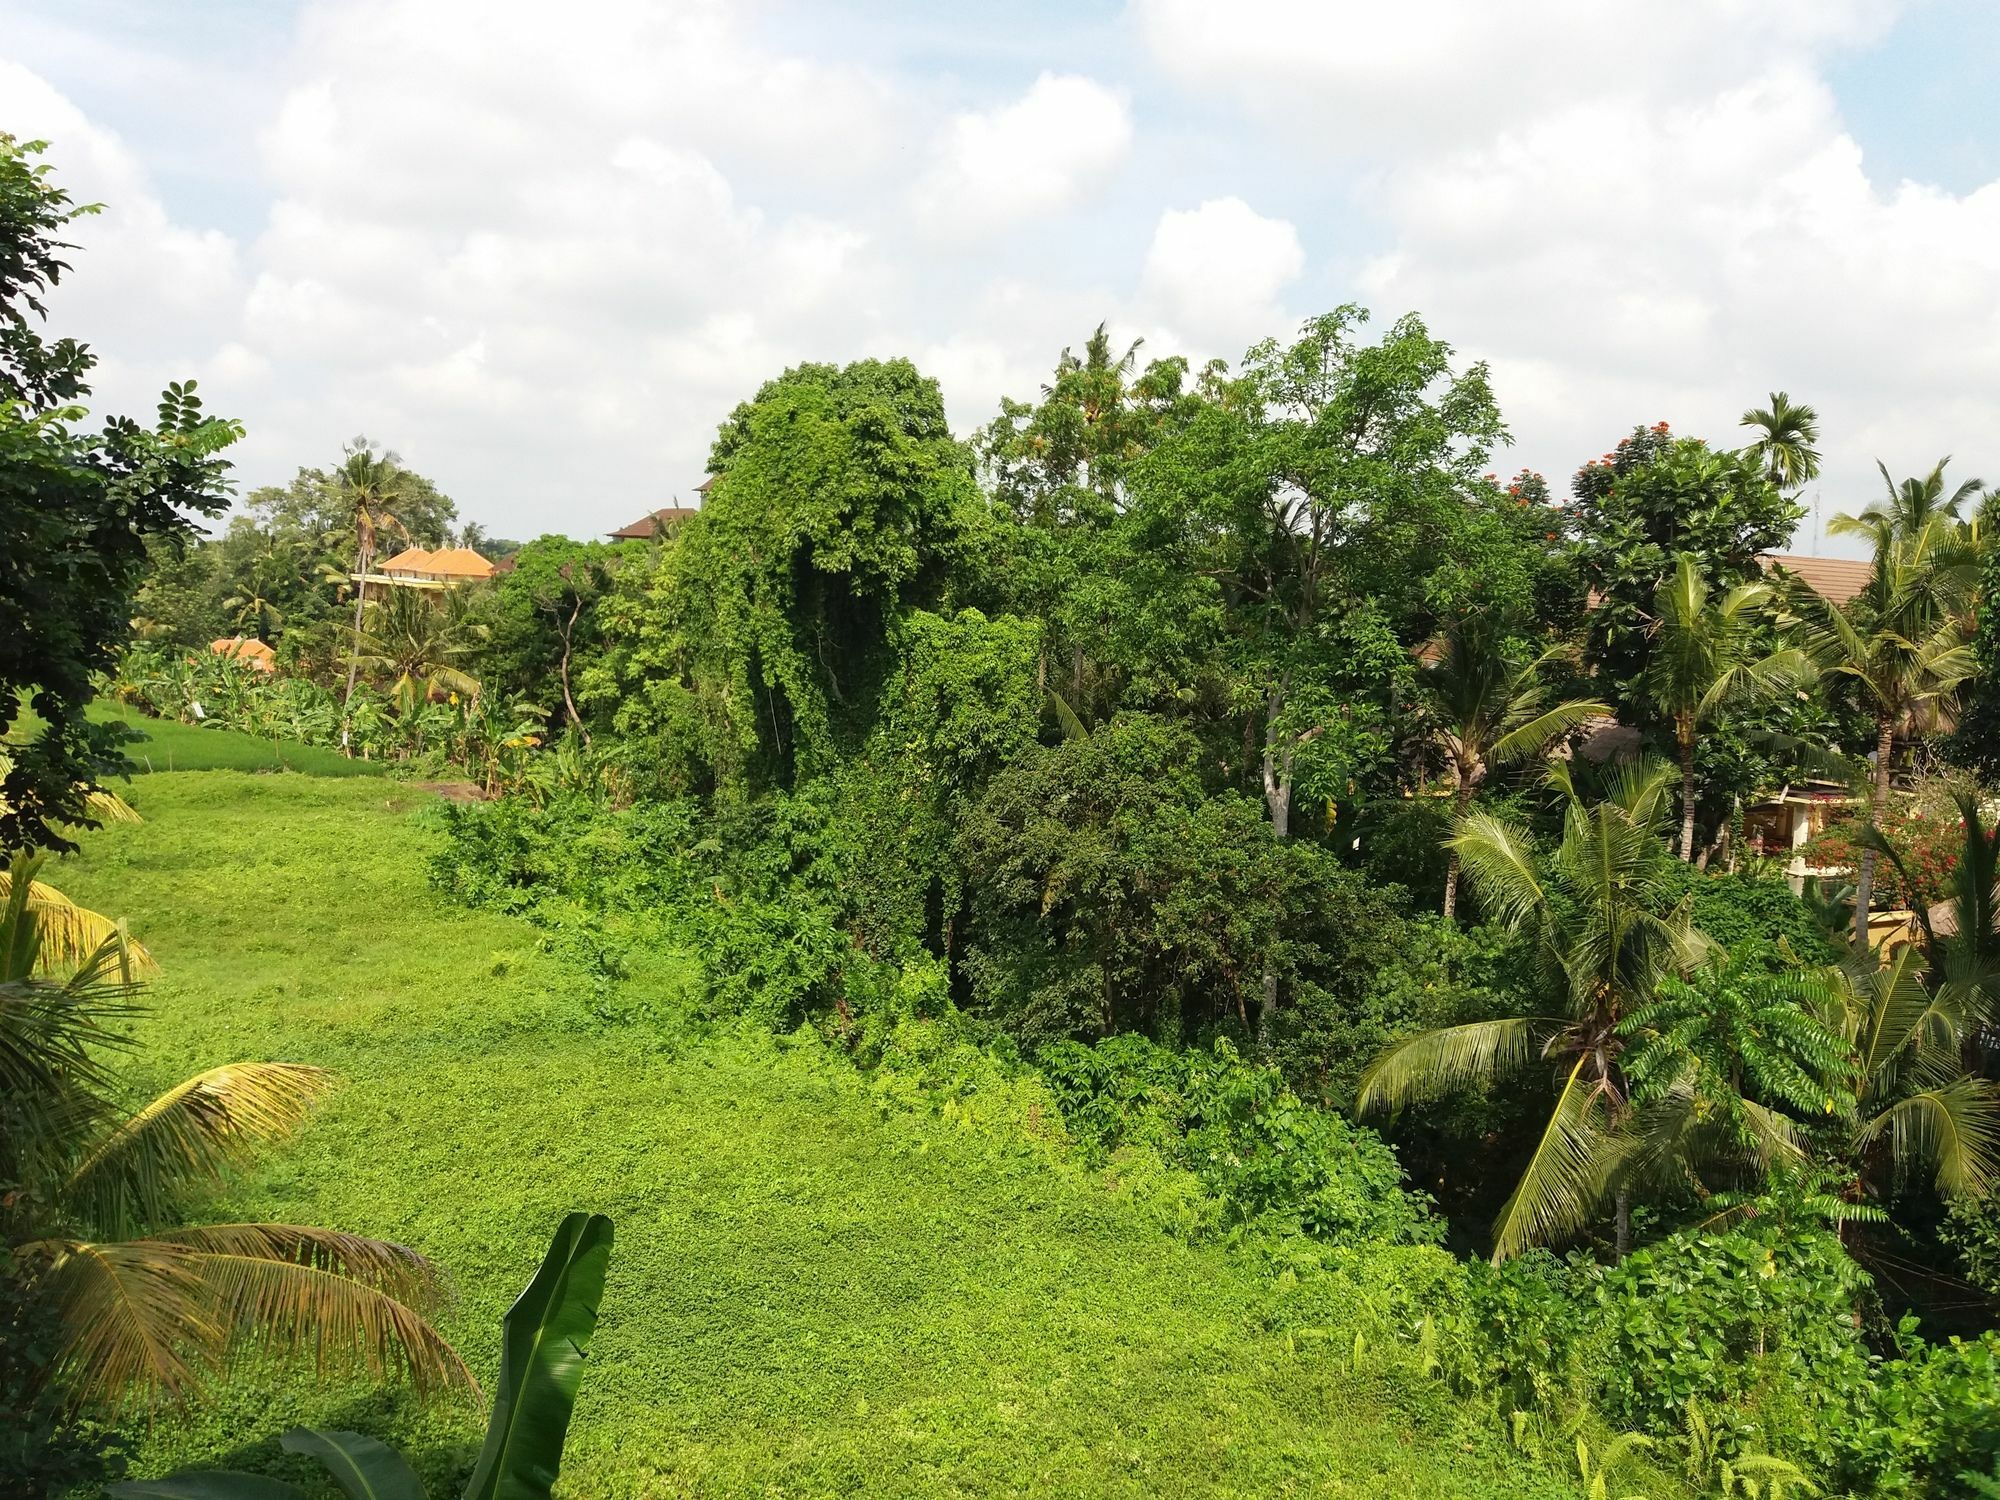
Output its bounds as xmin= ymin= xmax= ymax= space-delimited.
xmin=35 ymin=1236 xmax=216 ymax=1408
xmin=186 ymin=1246 xmax=474 ymax=1398
xmin=1491 ymin=1058 xmax=1621 ymax=1262
xmin=64 ymin=1063 xmax=336 ymax=1237
xmin=147 ymin=1222 xmax=441 ymax=1305
xmin=1356 ymin=1016 xmax=1555 ymax=1115
xmin=0 ymin=868 xmax=158 ymax=978
xmin=83 ymin=787 xmax=143 ymax=825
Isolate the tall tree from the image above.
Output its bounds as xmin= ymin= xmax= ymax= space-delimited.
xmin=1645 ymin=553 xmax=1808 ymax=860
xmin=336 ymin=440 xmax=418 ymax=722
xmin=0 ymin=136 xmax=240 ymax=851
xmin=1359 ymin=759 xmax=1704 ymax=1260
xmin=1739 ymin=391 xmax=1822 ymax=492
xmin=1414 ymin=612 xmax=1606 ymax=917
xmin=1794 ymin=471 xmax=1981 ymax=943
xmin=1571 ymin=422 xmax=1802 ymax=712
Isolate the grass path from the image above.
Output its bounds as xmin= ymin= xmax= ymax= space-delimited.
xmin=51 ymin=765 xmax=1562 ymax=1498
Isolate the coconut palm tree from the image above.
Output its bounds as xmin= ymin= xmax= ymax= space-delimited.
xmin=348 ymin=587 xmax=484 ymax=720
xmin=1817 ymin=947 xmax=2000 ymax=1204
xmin=1739 ymin=391 xmax=1822 ymax=492
xmin=1413 ymin=613 xmax=1607 ymax=917
xmin=1358 ymin=758 xmax=1705 ymax=1260
xmin=1787 ymin=512 xmax=1980 ymax=945
xmin=0 ymin=857 xmax=470 ymax=1410
xmin=1646 ymin=553 xmax=1808 ymax=860
xmin=1832 ymin=458 xmax=1986 ymax=564
xmin=338 ymin=440 xmax=417 ymax=720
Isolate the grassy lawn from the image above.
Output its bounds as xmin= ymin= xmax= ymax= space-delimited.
xmin=48 ymin=769 xmax=1564 ymax=1499
xmin=90 ymin=702 xmax=387 ymax=777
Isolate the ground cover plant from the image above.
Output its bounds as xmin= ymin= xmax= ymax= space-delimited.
xmin=47 ymin=771 xmax=1577 ymax=1498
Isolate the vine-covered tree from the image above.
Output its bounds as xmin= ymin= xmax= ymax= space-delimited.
xmin=0 ymin=136 xmax=241 ymax=851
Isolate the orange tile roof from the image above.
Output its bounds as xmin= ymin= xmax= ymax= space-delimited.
xmin=1760 ymin=554 xmax=1873 ymax=605
xmin=209 ymin=636 xmax=276 ymax=671
xmin=378 ymin=546 xmax=435 ymax=571
xmin=425 ymin=546 xmax=498 ymax=578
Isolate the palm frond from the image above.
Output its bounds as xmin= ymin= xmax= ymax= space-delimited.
xmin=0 ymin=868 xmax=159 ymax=977
xmin=64 ymin=1064 xmax=337 ymax=1237
xmin=1491 ymin=1058 xmax=1620 ymax=1262
xmin=1448 ymin=810 xmax=1546 ymax=929
xmin=1857 ymin=1076 xmax=2000 ymax=1198
xmin=35 ymin=1237 xmax=216 ymax=1408
xmin=1489 ymin=698 xmax=1609 ymax=765
xmin=1356 ymin=1016 xmax=1554 ymax=1114
xmin=182 ymin=1249 xmax=474 ymax=1398
xmin=146 ymin=1223 xmax=442 ymax=1306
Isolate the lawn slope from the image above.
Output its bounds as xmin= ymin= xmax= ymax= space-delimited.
xmin=52 ymin=770 xmax=1561 ymax=1498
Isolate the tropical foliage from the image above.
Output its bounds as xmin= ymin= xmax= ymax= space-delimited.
xmin=10 ymin=131 xmax=2000 ymax=1497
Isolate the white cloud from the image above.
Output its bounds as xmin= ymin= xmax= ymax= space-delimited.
xmin=1132 ymin=0 xmax=1898 ymax=154
xmin=5 ymin=0 xmax=1997 ymax=557
xmin=1138 ymin=198 xmax=1304 ymax=354
xmin=911 ymin=73 xmax=1133 ymax=239
xmin=1355 ymin=65 xmax=2000 ymax=531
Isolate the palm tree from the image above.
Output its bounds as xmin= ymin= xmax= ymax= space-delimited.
xmin=1413 ymin=613 xmax=1606 ymax=917
xmin=1646 ymin=554 xmax=1808 ymax=861
xmin=1617 ymin=965 xmax=1848 ymax=1199
xmin=1358 ymin=759 xmax=1705 ymax=1260
xmin=1739 ymin=391 xmax=1822 ymax=492
xmin=338 ymin=440 xmax=416 ymax=721
xmin=1789 ymin=503 xmax=1980 ymax=945
xmin=348 ymin=587 xmax=483 ymax=720
xmin=1832 ymin=458 xmax=1986 ymax=563
xmin=1865 ymin=785 xmax=2000 ymax=1050
xmin=1 ymin=857 xmax=470 ymax=1409
xmin=1817 ymin=948 xmax=2000 ymax=1205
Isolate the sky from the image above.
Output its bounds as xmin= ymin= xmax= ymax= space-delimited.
xmin=2 ymin=0 xmax=1997 ymax=551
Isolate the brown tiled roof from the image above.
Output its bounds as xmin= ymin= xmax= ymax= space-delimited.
xmin=378 ymin=546 xmax=435 ymax=572
xmin=609 ymin=506 xmax=702 ymax=540
xmin=1760 ymin=554 xmax=1873 ymax=605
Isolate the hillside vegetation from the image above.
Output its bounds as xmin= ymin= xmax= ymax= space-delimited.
xmin=54 ymin=766 xmax=1565 ymax=1498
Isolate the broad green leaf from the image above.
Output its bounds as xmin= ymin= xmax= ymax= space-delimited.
xmin=109 ymin=1475 xmax=307 ymax=1500
xmin=461 ymin=1211 xmax=614 ymax=1500
xmin=282 ymin=1427 xmax=427 ymax=1500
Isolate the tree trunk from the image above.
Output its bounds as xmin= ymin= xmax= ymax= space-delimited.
xmin=1678 ymin=719 xmax=1698 ymax=861
xmin=341 ymin=546 xmax=370 ymax=753
xmin=1442 ymin=774 xmax=1475 ymax=919
xmin=1259 ymin=683 xmax=1290 ymax=1037
xmin=1614 ymin=1184 xmax=1632 ymax=1260
xmin=1852 ymin=715 xmax=1897 ymax=947
xmin=557 ymin=598 xmax=590 ymax=746
xmin=1260 ymin=683 xmax=1292 ymax=838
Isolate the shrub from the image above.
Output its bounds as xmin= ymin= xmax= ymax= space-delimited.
xmin=1040 ymin=1034 xmax=1441 ymax=1248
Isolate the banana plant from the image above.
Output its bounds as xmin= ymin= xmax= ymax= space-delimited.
xmin=110 ymin=1212 xmax=614 ymax=1500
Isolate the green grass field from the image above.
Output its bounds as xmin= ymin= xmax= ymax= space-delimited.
xmin=91 ymin=702 xmax=387 ymax=777
xmin=48 ymin=768 xmax=1567 ymax=1498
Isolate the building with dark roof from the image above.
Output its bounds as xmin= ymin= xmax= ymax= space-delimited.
xmin=609 ymin=477 xmax=714 ymax=540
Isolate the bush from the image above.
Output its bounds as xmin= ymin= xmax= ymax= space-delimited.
xmin=1040 ymin=1034 xmax=1442 ymax=1249
xmin=1662 ymin=863 xmax=1840 ymax=968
